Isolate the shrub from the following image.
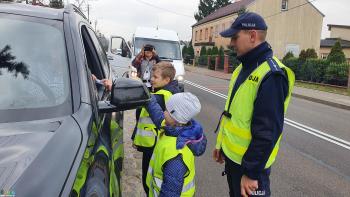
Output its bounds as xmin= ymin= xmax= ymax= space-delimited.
xmin=299 ymin=48 xmax=317 ymax=61
xmin=198 ymin=55 xmax=208 ymax=66
xmin=282 ymin=51 xmax=294 ymax=62
xmin=300 ymin=59 xmax=329 ymax=82
xmin=305 ymin=48 xmax=318 ymax=59
xmin=207 ymin=48 xmax=212 ymax=56
xmin=212 ymin=46 xmax=219 ymax=56
xmin=219 ymin=46 xmax=224 ymax=56
xmin=325 ymin=62 xmax=349 ymax=86
xmin=283 ymin=57 xmax=303 ymax=80
xmin=187 ymin=45 xmax=195 ymax=59
xmin=327 ymin=41 xmax=347 ymax=64
xmin=200 ymin=46 xmax=207 ymax=56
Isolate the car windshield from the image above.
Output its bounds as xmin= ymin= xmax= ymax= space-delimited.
xmin=0 ymin=14 xmax=71 ymax=122
xmin=134 ymin=37 xmax=181 ymax=60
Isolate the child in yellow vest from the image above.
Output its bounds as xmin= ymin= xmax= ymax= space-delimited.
xmin=145 ymin=92 xmax=207 ymax=197
xmin=132 ymin=62 xmax=181 ymax=194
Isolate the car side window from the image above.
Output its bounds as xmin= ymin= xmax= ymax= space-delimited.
xmin=87 ymin=28 xmax=110 ymax=78
xmin=81 ymin=25 xmax=105 ymax=100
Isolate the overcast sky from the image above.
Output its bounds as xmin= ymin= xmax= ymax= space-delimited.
xmin=79 ymin=0 xmax=350 ymax=41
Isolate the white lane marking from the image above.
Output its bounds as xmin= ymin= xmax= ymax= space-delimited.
xmin=185 ymin=80 xmax=350 ymax=150
xmin=284 ymin=120 xmax=350 ymax=151
xmin=185 ymin=80 xmax=227 ymax=99
xmin=285 ymin=119 xmax=350 ymax=146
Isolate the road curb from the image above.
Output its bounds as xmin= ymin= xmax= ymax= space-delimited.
xmin=291 ymin=93 xmax=350 ymax=111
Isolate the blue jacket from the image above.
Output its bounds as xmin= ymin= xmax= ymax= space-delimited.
xmin=225 ymin=42 xmax=289 ymax=180
xmin=146 ymin=95 xmax=207 ymax=197
xmin=153 ymin=80 xmax=181 ymax=111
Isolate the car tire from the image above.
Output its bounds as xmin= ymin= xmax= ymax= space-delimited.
xmin=85 ymin=158 xmax=109 ymax=197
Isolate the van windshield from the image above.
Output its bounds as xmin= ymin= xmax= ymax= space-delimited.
xmin=134 ymin=37 xmax=181 ymax=60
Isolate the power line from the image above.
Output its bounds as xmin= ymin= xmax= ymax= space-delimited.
xmin=264 ymin=0 xmax=318 ymax=19
xmin=133 ymin=0 xmax=194 ymax=18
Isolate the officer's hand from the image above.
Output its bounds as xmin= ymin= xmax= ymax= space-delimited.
xmin=240 ymin=175 xmax=258 ymax=197
xmin=213 ymin=149 xmax=224 ymax=164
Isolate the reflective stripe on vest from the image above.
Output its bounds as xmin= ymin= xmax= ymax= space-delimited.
xmin=133 ymin=89 xmax=173 ymax=148
xmin=146 ymin=135 xmax=196 ymax=197
xmin=219 ymin=57 xmax=295 ymax=168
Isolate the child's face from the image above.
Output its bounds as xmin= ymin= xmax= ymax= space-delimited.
xmin=151 ymin=69 xmax=170 ymax=89
xmin=144 ymin=50 xmax=153 ymax=59
xmin=164 ymin=110 xmax=177 ymax=127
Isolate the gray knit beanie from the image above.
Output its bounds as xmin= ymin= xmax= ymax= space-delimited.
xmin=165 ymin=92 xmax=201 ymax=124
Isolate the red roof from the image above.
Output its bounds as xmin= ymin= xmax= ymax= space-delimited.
xmin=192 ymin=0 xmax=256 ymax=27
xmin=192 ymin=0 xmax=324 ymax=27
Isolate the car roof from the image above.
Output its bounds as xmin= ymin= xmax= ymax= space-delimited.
xmin=0 ymin=2 xmax=64 ymax=20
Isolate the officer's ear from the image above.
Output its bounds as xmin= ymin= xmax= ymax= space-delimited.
xmin=248 ymin=30 xmax=258 ymax=43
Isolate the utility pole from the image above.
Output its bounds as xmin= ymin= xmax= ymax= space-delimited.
xmin=87 ymin=4 xmax=90 ymax=22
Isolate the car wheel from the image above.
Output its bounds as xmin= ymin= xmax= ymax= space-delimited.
xmin=85 ymin=157 xmax=109 ymax=197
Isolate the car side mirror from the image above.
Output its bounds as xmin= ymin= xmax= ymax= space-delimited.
xmin=98 ymin=78 xmax=150 ymax=113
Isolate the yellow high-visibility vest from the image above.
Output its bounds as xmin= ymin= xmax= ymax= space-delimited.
xmin=146 ymin=134 xmax=195 ymax=197
xmin=216 ymin=57 xmax=295 ymax=168
xmin=133 ymin=89 xmax=172 ymax=148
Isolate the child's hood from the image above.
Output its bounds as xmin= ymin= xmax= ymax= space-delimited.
xmin=163 ymin=119 xmax=207 ymax=156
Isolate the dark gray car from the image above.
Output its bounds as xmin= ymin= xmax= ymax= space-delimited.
xmin=0 ymin=3 xmax=149 ymax=197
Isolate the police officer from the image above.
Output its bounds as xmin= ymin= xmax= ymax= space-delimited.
xmin=213 ymin=12 xmax=295 ymax=197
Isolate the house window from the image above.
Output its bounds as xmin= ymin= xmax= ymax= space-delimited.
xmin=281 ymin=0 xmax=288 ymax=11
xmin=205 ymin=28 xmax=208 ymax=40
xmin=195 ymin=31 xmax=198 ymax=41
xmin=210 ymin=27 xmax=213 ymax=38
xmin=200 ymin=30 xmax=202 ymax=40
xmin=222 ymin=23 xmax=226 ymax=32
xmin=215 ymin=25 xmax=219 ymax=37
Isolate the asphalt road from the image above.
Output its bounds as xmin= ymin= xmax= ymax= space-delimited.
xmin=184 ymin=71 xmax=350 ymax=197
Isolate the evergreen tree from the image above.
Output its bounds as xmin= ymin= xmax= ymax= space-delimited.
xmin=327 ymin=41 xmax=347 ymax=64
xmin=187 ymin=45 xmax=195 ymax=59
xmin=219 ymin=46 xmax=224 ymax=56
xmin=194 ymin=0 xmax=215 ymax=21
xmin=182 ymin=45 xmax=188 ymax=58
xmin=212 ymin=46 xmax=219 ymax=55
xmin=200 ymin=46 xmax=207 ymax=56
xmin=208 ymin=48 xmax=213 ymax=56
xmin=237 ymin=7 xmax=247 ymax=16
xmin=214 ymin=0 xmax=231 ymax=10
xmin=0 ymin=45 xmax=29 ymax=79
xmin=305 ymin=48 xmax=318 ymax=59
xmin=299 ymin=49 xmax=307 ymax=61
xmin=49 ymin=0 xmax=64 ymax=8
xmin=282 ymin=51 xmax=294 ymax=62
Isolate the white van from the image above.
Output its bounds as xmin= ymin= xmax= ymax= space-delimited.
xmin=132 ymin=26 xmax=185 ymax=91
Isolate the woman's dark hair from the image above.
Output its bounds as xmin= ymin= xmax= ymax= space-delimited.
xmin=144 ymin=44 xmax=155 ymax=52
